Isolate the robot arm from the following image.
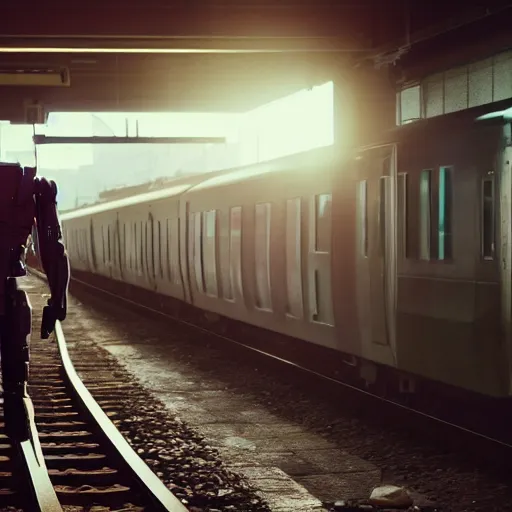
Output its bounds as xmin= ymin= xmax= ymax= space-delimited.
xmin=34 ymin=177 xmax=70 ymax=339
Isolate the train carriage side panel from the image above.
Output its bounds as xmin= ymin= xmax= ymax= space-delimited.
xmin=61 ymin=183 xmax=193 ymax=301
xmin=180 ymin=147 xmax=339 ymax=350
xmin=148 ymin=196 xmax=185 ymax=300
xmin=396 ymin=119 xmax=505 ymax=395
xmin=334 ymin=103 xmax=510 ymax=395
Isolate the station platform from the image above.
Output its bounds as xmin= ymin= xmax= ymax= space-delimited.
xmin=23 ymin=273 xmax=387 ymax=511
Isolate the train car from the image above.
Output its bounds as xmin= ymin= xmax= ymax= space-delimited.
xmin=56 ymin=100 xmax=512 ymax=406
xmin=179 ymin=146 xmax=338 ymax=349
xmin=60 ymin=171 xmax=231 ymax=301
xmin=335 ymin=100 xmax=512 ymax=398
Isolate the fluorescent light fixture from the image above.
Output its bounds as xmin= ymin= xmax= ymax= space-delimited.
xmin=0 ymin=36 xmax=347 ymax=54
xmin=0 ymin=67 xmax=70 ymax=86
xmin=0 ymin=47 xmax=280 ymax=54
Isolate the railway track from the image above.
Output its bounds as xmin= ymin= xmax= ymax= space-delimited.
xmin=59 ymin=271 xmax=512 ymax=474
xmin=27 ymin=318 xmax=188 ymax=512
xmin=0 ymin=394 xmax=60 ymax=512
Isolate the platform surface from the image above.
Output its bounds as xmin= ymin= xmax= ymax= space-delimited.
xmin=24 ymin=274 xmax=383 ymax=511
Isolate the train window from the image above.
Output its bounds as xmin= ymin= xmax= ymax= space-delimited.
xmin=170 ymin=218 xmax=181 ymax=285
xmin=75 ymin=230 xmax=79 ymax=261
xmin=79 ymin=229 xmax=82 ymax=262
xmin=129 ymin=223 xmax=134 ymax=270
xmin=148 ymin=221 xmax=153 ymax=278
xmin=83 ymin=229 xmax=87 ymax=263
xmin=108 ymin=225 xmax=112 ymax=265
xmin=398 ymin=85 xmax=421 ymax=125
xmin=255 ymin=203 xmax=272 ymax=310
xmin=202 ymin=210 xmax=218 ymax=297
xmin=482 ymin=176 xmax=495 ymax=260
xmin=166 ymin=219 xmax=172 ymax=282
xmin=397 ymin=173 xmax=408 ymax=259
xmin=135 ymin=223 xmax=140 ymax=272
xmin=315 ymin=194 xmax=332 ymax=253
xmin=230 ymin=206 xmax=243 ymax=300
xmin=438 ymin=167 xmax=453 ymax=260
xmin=286 ymin=198 xmax=303 ymax=318
xmin=114 ymin=225 xmax=118 ymax=267
xmin=224 ymin=213 xmax=233 ymax=301
xmin=133 ymin=224 xmax=137 ymax=271
xmin=144 ymin=222 xmax=149 ymax=275
xmin=123 ymin=223 xmax=127 ymax=269
xmin=101 ymin=226 xmax=106 ymax=264
xmin=140 ymin=222 xmax=144 ymax=275
xmin=193 ymin=212 xmax=204 ymax=292
xmin=157 ymin=221 xmax=163 ymax=278
xmin=419 ymin=170 xmax=432 ymax=260
xmin=357 ymin=181 xmax=368 ymax=257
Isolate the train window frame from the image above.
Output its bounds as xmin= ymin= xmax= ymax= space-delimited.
xmin=193 ymin=212 xmax=205 ymax=293
xmin=286 ymin=197 xmax=304 ymax=319
xmin=397 ymin=173 xmax=408 ymax=260
xmin=438 ymin=166 xmax=453 ymax=261
xmin=122 ymin=223 xmax=126 ymax=270
xmin=157 ymin=220 xmax=163 ymax=278
xmin=107 ymin=224 xmax=112 ymax=266
xmin=229 ymin=206 xmax=243 ymax=301
xmin=357 ymin=181 xmax=368 ymax=258
xmin=419 ymin=169 xmax=432 ymax=260
xmin=482 ymin=174 xmax=495 ymax=260
xmin=101 ymin=226 xmax=106 ymax=264
xmin=254 ymin=202 xmax=272 ymax=311
xmin=146 ymin=219 xmax=152 ymax=280
xmin=76 ymin=230 xmax=80 ymax=262
xmin=136 ymin=222 xmax=140 ymax=272
xmin=202 ymin=210 xmax=218 ymax=297
xmin=171 ymin=218 xmax=181 ymax=285
xmin=133 ymin=223 xmax=137 ymax=272
xmin=129 ymin=223 xmax=134 ymax=271
xmin=79 ymin=230 xmax=81 ymax=261
xmin=223 ymin=211 xmax=234 ymax=302
xmin=108 ymin=225 xmax=112 ymax=265
xmin=140 ymin=222 xmax=144 ymax=276
xmin=397 ymin=84 xmax=422 ymax=125
xmin=314 ymin=193 xmax=332 ymax=253
xmin=166 ymin=219 xmax=172 ymax=282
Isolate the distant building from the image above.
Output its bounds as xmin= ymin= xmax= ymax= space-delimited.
xmin=3 ymin=150 xmax=36 ymax=167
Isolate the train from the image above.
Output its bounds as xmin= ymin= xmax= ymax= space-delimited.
xmin=35 ymin=99 xmax=512 ymax=416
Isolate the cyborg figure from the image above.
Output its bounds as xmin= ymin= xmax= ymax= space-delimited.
xmin=0 ymin=162 xmax=69 ymax=441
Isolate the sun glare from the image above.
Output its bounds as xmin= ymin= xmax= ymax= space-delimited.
xmin=0 ymin=81 xmax=334 ymax=209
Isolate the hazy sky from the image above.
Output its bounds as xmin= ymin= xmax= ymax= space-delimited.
xmin=0 ymin=81 xmax=334 ymax=170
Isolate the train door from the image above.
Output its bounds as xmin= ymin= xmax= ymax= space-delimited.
xmin=500 ymin=145 xmax=512 ymax=394
xmin=355 ymin=144 xmax=397 ymax=365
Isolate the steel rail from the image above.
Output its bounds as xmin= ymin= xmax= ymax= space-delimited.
xmin=52 ymin=319 xmax=187 ymax=512
xmin=62 ymin=271 xmax=512 ymax=453
xmin=29 ymin=265 xmax=512 ymax=471
xmin=17 ymin=397 xmax=63 ymax=512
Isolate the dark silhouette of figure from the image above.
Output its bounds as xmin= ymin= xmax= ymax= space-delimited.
xmin=0 ymin=162 xmax=69 ymax=441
